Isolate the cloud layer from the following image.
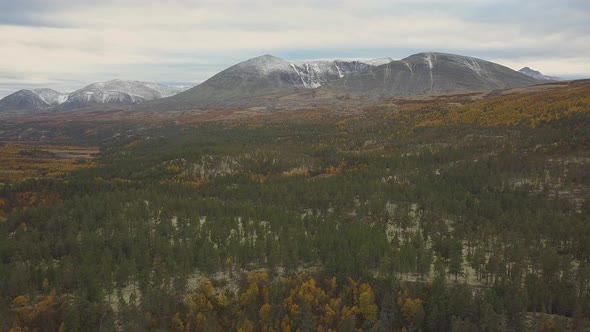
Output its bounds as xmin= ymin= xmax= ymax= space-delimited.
xmin=1 ymin=0 xmax=589 ymax=97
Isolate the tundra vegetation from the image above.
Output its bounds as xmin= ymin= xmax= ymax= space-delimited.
xmin=1 ymin=82 xmax=590 ymax=331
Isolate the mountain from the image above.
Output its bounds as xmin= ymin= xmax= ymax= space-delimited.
xmin=316 ymin=52 xmax=543 ymax=99
xmin=60 ymin=79 xmax=182 ymax=110
xmin=146 ymin=55 xmax=379 ymax=109
xmin=0 ymin=88 xmax=66 ymax=112
xmin=519 ymin=67 xmax=560 ymax=81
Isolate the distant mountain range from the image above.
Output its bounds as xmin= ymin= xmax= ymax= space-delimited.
xmin=0 ymin=80 xmax=185 ymax=112
xmin=0 ymin=53 xmax=562 ymax=112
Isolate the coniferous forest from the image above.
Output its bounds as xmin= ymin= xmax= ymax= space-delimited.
xmin=1 ymin=82 xmax=590 ymax=331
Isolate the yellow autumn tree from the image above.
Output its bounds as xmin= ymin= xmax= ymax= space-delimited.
xmin=401 ymin=297 xmax=423 ymax=325
xmin=358 ymin=284 xmax=378 ymax=323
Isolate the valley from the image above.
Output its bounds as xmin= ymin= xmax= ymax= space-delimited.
xmin=1 ymin=81 xmax=589 ymax=331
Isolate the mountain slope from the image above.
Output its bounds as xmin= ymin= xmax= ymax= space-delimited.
xmin=519 ymin=67 xmax=560 ymax=81
xmin=61 ymin=79 xmax=182 ymax=109
xmin=317 ymin=52 xmax=542 ymax=99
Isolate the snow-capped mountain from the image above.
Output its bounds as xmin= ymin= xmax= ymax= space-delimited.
xmin=0 ymin=88 xmax=67 ymax=112
xmin=317 ymin=52 xmax=543 ymax=99
xmin=519 ymin=67 xmax=560 ymax=81
xmin=147 ymin=55 xmax=382 ymax=109
xmin=60 ymin=80 xmax=183 ymax=109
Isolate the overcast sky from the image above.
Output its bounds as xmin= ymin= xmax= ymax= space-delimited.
xmin=0 ymin=0 xmax=589 ymax=97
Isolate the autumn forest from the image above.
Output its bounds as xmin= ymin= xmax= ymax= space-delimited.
xmin=1 ymin=81 xmax=590 ymax=331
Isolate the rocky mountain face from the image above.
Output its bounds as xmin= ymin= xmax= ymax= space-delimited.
xmin=519 ymin=67 xmax=560 ymax=81
xmin=316 ymin=52 xmax=543 ymax=99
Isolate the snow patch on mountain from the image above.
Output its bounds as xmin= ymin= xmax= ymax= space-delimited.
xmin=424 ymin=54 xmax=434 ymax=69
xmin=288 ymin=60 xmax=374 ymax=89
xmin=31 ymin=88 xmax=68 ymax=105
xmin=458 ymin=58 xmax=484 ymax=76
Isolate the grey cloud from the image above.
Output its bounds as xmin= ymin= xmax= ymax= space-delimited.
xmin=0 ymin=0 xmax=68 ymax=27
xmin=465 ymin=0 xmax=590 ymax=34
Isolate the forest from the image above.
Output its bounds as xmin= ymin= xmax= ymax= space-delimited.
xmin=1 ymin=82 xmax=590 ymax=331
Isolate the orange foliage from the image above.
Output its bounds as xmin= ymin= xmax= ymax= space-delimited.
xmin=173 ymin=272 xmax=383 ymax=331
